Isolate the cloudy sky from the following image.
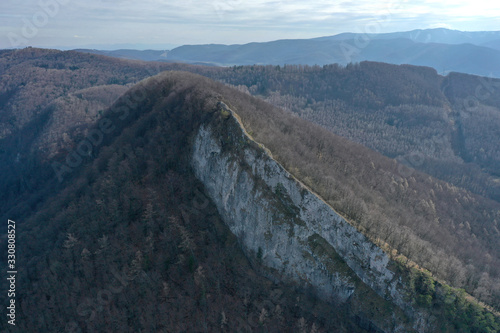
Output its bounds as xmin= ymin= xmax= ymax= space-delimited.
xmin=1 ymin=0 xmax=499 ymax=49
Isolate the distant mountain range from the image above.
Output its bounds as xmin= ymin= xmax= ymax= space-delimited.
xmin=72 ymin=48 xmax=170 ymax=62
xmin=314 ymin=28 xmax=500 ymax=46
xmin=76 ymin=28 xmax=500 ymax=77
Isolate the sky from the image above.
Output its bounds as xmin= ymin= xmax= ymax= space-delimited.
xmin=1 ymin=0 xmax=500 ymax=50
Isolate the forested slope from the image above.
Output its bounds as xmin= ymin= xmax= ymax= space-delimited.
xmin=204 ymin=63 xmax=500 ymax=203
xmin=0 ymin=50 xmax=499 ymax=331
xmin=1 ymin=69 xmax=499 ymax=332
xmin=1 ymin=72 xmax=378 ymax=333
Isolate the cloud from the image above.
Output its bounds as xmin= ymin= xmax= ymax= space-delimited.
xmin=0 ymin=0 xmax=498 ymax=49
xmin=428 ymin=23 xmax=453 ymax=29
xmin=73 ymin=35 xmax=93 ymax=39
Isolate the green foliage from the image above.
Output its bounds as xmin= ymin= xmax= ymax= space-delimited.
xmin=257 ymin=246 xmax=263 ymax=263
xmin=142 ymin=254 xmax=152 ymax=271
xmin=415 ymin=270 xmax=435 ymax=299
xmin=405 ymin=267 xmax=500 ymax=332
xmin=185 ymin=252 xmax=197 ymax=273
xmin=417 ymin=294 xmax=433 ymax=308
xmin=220 ymin=109 xmax=231 ymax=119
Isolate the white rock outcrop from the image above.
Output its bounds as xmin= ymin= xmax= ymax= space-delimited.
xmin=191 ymin=114 xmax=411 ymax=311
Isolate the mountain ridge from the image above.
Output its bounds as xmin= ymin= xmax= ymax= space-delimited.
xmin=1 ymin=50 xmax=499 ymax=331
xmin=2 ymin=70 xmax=498 ymax=331
xmin=315 ymin=28 xmax=500 ymax=45
xmin=71 ymin=28 xmax=500 ymax=77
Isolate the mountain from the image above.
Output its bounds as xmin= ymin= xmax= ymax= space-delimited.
xmin=0 ymin=61 xmax=375 ymax=332
xmin=0 ymin=48 xmax=208 ymax=232
xmin=73 ymin=49 xmax=170 ymax=62
xmin=481 ymin=39 xmax=500 ymax=51
xmin=165 ymin=37 xmax=500 ymax=77
xmin=74 ymin=29 xmax=500 ymax=78
xmin=0 ymin=49 xmax=499 ymax=332
xmin=1 ymin=72 xmax=377 ymax=332
xmin=0 ymin=48 xmax=157 ymax=140
xmin=2 ymin=68 xmax=499 ymax=333
xmin=316 ymin=28 xmax=500 ymax=45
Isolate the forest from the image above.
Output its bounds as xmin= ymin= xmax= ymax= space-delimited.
xmin=203 ymin=63 xmax=500 ymax=203
xmin=0 ymin=68 xmax=391 ymax=332
xmin=0 ymin=48 xmax=499 ymax=332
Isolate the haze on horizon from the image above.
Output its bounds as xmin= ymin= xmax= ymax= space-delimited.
xmin=1 ymin=0 xmax=500 ymax=50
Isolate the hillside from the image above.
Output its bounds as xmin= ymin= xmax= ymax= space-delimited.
xmin=202 ymin=72 xmax=500 ymax=309
xmin=0 ymin=48 xmax=203 ymax=222
xmin=204 ymin=62 xmax=500 ymax=204
xmin=316 ymin=28 xmax=500 ymax=46
xmin=1 ymin=67 xmax=499 ymax=332
xmin=74 ymin=29 xmax=500 ymax=78
xmin=0 ymin=48 xmax=190 ymax=140
xmin=73 ymin=49 xmax=170 ymax=62
xmin=0 ymin=72 xmax=386 ymax=333
xmin=162 ymin=32 xmax=500 ymax=77
xmin=0 ymin=49 xmax=499 ymax=331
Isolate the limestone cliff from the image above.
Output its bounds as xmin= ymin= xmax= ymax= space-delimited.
xmin=191 ymin=103 xmax=430 ymax=332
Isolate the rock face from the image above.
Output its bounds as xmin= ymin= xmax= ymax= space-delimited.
xmin=191 ymin=108 xmax=421 ymax=330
